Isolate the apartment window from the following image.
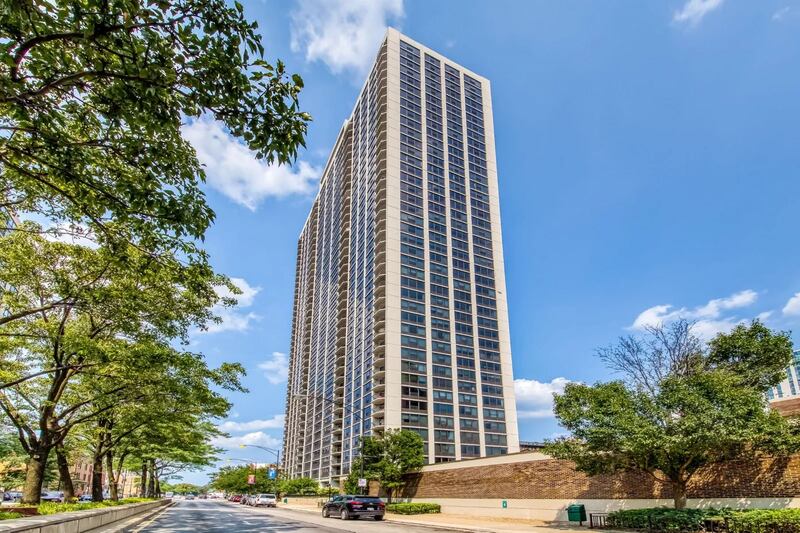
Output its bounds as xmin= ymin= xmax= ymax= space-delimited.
xmin=434 ymin=430 xmax=455 ymax=442
xmin=460 ymin=431 xmax=480 ymax=444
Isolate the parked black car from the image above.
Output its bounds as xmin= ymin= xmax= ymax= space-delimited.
xmin=322 ymin=495 xmax=385 ymax=520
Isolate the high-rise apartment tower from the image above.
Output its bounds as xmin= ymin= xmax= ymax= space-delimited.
xmin=283 ymin=29 xmax=520 ymax=485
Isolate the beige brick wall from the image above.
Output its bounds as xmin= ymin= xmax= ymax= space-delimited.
xmin=399 ymin=454 xmax=800 ymax=500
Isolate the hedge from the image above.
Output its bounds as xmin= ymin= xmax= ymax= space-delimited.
xmin=385 ymin=503 xmax=441 ymax=515
xmin=727 ymin=509 xmax=800 ymax=533
xmin=607 ymin=508 xmax=730 ymax=530
xmin=607 ymin=507 xmax=800 ymax=532
xmin=0 ymin=498 xmax=155 ymax=521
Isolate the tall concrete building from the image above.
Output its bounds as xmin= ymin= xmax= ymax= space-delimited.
xmin=282 ymin=29 xmax=520 ymax=485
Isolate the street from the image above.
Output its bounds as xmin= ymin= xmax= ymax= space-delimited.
xmin=134 ymin=500 xmax=451 ymax=532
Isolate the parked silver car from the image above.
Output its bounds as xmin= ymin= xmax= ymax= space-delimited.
xmin=253 ymin=494 xmax=277 ymax=507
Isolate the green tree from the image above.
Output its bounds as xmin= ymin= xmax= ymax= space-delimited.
xmin=1 ymin=0 xmax=310 ymax=260
xmin=209 ymin=465 xmax=279 ymax=495
xmin=0 ymin=228 xmax=240 ymax=503
xmin=279 ymin=477 xmax=319 ymax=496
xmin=343 ymin=459 xmax=362 ymax=495
xmin=162 ymin=482 xmax=204 ymax=495
xmin=355 ymin=429 xmax=424 ymax=502
xmin=546 ymin=320 xmax=800 ymax=509
xmin=78 ymin=341 xmax=242 ymax=501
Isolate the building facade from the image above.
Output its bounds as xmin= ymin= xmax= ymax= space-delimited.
xmin=768 ymin=350 xmax=800 ymax=415
xmin=283 ymin=29 xmax=520 ymax=485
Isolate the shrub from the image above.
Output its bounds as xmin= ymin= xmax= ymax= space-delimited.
xmin=605 ymin=507 xmax=800 ymax=532
xmin=728 ymin=508 xmax=800 ymax=533
xmin=37 ymin=498 xmax=154 ymax=516
xmin=606 ymin=508 xmax=730 ymax=531
xmin=386 ymin=502 xmax=441 ymax=515
xmin=0 ymin=512 xmax=23 ymax=521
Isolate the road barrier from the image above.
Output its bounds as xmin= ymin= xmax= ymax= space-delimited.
xmin=0 ymin=499 xmax=171 ymax=533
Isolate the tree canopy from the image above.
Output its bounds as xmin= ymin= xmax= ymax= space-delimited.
xmin=547 ymin=320 xmax=800 ymax=509
xmin=1 ymin=0 xmax=311 ymax=504
xmin=1 ymin=0 xmax=310 ymax=258
xmin=346 ymin=429 xmax=425 ymax=501
xmin=209 ymin=465 xmax=279 ymax=495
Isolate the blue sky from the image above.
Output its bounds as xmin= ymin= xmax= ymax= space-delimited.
xmin=180 ymin=0 xmax=800 ymax=484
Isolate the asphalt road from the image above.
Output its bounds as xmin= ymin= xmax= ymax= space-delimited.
xmin=135 ymin=499 xmax=448 ymax=532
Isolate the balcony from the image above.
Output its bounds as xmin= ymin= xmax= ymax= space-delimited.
xmin=373 ymin=342 xmax=385 ymax=357
xmin=374 ymin=283 xmax=386 ymax=300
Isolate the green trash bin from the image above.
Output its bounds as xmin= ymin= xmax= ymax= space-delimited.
xmin=567 ymin=504 xmax=587 ymax=525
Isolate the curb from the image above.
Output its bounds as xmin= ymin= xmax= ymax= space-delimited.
xmin=384 ymin=517 xmax=495 ymax=533
xmin=276 ymin=505 xmax=494 ymax=533
xmin=100 ymin=501 xmax=175 ymax=532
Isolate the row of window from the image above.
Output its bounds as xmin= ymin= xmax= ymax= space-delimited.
xmin=398 ymin=41 xmax=507 ymax=454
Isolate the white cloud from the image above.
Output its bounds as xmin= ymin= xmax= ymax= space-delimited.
xmin=182 ymin=116 xmax=320 ymax=210
xmin=258 ymin=352 xmax=289 ymax=385
xmin=773 ymin=6 xmax=792 ymax=21
xmin=673 ymin=0 xmax=725 ymax=26
xmin=514 ymin=377 xmax=572 ymax=419
xmin=203 ymin=277 xmax=262 ymax=334
xmin=290 ymin=0 xmax=404 ymax=75
xmin=210 ymin=431 xmax=282 ymax=450
xmin=687 ymin=318 xmax=744 ymax=340
xmin=218 ymin=415 xmax=285 ymax=433
xmin=631 ymin=289 xmax=759 ymax=340
xmin=784 ymin=293 xmax=800 ymax=316
xmin=217 ymin=277 xmax=261 ymax=308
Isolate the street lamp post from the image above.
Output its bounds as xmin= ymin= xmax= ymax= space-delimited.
xmin=238 ymin=444 xmax=281 ymax=472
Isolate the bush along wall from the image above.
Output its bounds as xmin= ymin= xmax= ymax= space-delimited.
xmin=607 ymin=508 xmax=729 ymax=531
xmin=727 ymin=509 xmax=800 ymax=533
xmin=606 ymin=508 xmax=800 ymax=533
xmin=386 ymin=503 xmax=441 ymax=515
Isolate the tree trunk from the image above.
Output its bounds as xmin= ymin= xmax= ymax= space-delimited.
xmin=673 ymin=480 xmax=688 ymax=509
xmin=147 ymin=459 xmax=156 ymax=498
xmin=114 ymin=452 xmax=128 ymax=499
xmin=105 ymin=452 xmax=118 ymax=501
xmin=91 ymin=451 xmax=105 ymax=502
xmin=21 ymin=449 xmax=49 ymax=504
xmin=55 ymin=445 xmax=75 ymax=501
xmin=155 ymin=477 xmax=161 ymax=498
xmin=140 ymin=461 xmax=147 ymax=497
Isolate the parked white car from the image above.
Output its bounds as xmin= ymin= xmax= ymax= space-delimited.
xmin=40 ymin=491 xmax=63 ymax=502
xmin=253 ymin=494 xmax=277 ymax=507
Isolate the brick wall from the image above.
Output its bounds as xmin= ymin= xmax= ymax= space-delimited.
xmin=399 ymin=454 xmax=800 ymax=500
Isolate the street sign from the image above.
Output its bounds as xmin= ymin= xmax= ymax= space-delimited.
xmin=268 ymin=468 xmax=277 ymax=480
xmin=358 ymin=478 xmax=367 ymax=488
xmin=247 ymin=474 xmax=255 ymax=485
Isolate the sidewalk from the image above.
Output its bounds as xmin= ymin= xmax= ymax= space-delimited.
xmin=278 ymin=502 xmax=596 ymax=533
